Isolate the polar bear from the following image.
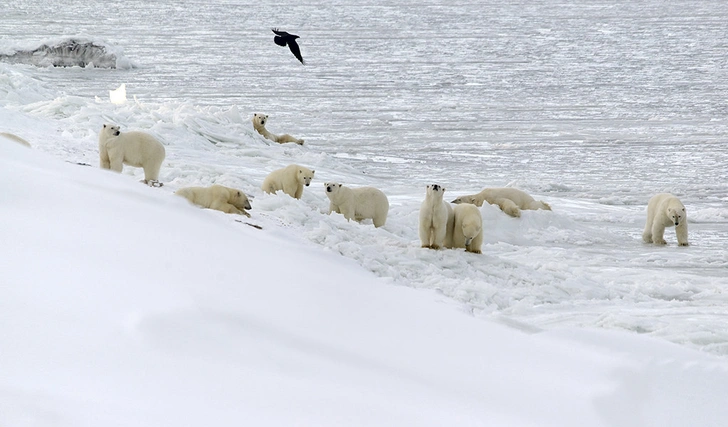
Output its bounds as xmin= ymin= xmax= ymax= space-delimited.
xmin=324 ymin=182 xmax=389 ymax=228
xmin=419 ymin=184 xmax=453 ymax=249
xmin=98 ymin=124 xmax=166 ymax=185
xmin=261 ymin=164 xmax=315 ymax=199
xmin=642 ymin=193 xmax=688 ymax=246
xmin=446 ymin=203 xmax=483 ymax=254
xmin=175 ymin=185 xmax=252 ymax=217
xmin=252 ymin=113 xmax=304 ymax=145
xmin=1 ymin=132 xmax=31 ymax=147
xmin=452 ymin=187 xmax=550 ymax=218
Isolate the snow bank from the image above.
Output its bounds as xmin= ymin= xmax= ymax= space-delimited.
xmin=1 ymin=126 xmax=728 ymax=427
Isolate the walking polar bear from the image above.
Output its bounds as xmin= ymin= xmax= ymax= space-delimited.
xmin=175 ymin=185 xmax=252 ymax=217
xmin=252 ymin=113 xmax=304 ymax=145
xmin=642 ymin=193 xmax=688 ymax=246
xmin=261 ymin=164 xmax=315 ymax=199
xmin=452 ymin=187 xmax=550 ymax=218
xmin=324 ymin=182 xmax=389 ymax=228
xmin=98 ymin=124 xmax=166 ymax=186
xmin=446 ymin=203 xmax=483 ymax=254
xmin=419 ymin=184 xmax=453 ymax=249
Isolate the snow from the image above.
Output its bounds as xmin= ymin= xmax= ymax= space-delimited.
xmin=2 ymin=0 xmax=728 ymax=424
xmin=3 ymin=125 xmax=728 ymax=427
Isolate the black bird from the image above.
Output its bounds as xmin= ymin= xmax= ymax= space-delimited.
xmin=272 ymin=28 xmax=305 ymax=64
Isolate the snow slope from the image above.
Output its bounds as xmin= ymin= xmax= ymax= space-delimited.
xmin=2 ymin=120 xmax=728 ymax=427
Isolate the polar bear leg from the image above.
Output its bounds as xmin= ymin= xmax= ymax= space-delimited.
xmin=642 ymin=216 xmax=654 ymax=243
xmin=109 ymin=155 xmax=124 ymax=173
xmin=527 ymin=200 xmax=551 ymax=211
xmin=497 ymin=198 xmax=521 ymax=217
xmin=651 ymin=222 xmax=667 ymax=245
xmin=209 ymin=200 xmax=244 ymax=215
xmin=280 ymin=181 xmax=298 ymax=198
xmin=372 ymin=214 xmax=386 ymax=228
xmin=277 ymin=134 xmax=304 ymax=145
xmin=340 ymin=205 xmax=356 ymax=222
xmin=676 ymin=222 xmax=689 ymax=246
xmin=432 ymin=221 xmax=448 ymax=249
xmin=419 ymin=222 xmax=432 ymax=248
xmin=143 ymin=160 xmax=162 ymax=182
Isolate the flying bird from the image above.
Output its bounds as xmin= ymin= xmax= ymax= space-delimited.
xmin=272 ymin=28 xmax=305 ymax=64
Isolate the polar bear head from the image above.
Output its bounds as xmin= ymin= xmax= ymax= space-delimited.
xmin=298 ymin=166 xmax=315 ymax=186
xmin=100 ymin=123 xmax=121 ymax=138
xmin=230 ymin=189 xmax=252 ymax=211
xmin=324 ymin=182 xmax=342 ymax=195
xmin=461 ymin=213 xmax=482 ymax=247
xmin=426 ymin=184 xmax=446 ymax=199
xmin=252 ymin=113 xmax=268 ymax=128
xmin=667 ymin=206 xmax=686 ymax=226
xmin=451 ymin=195 xmax=477 ymax=205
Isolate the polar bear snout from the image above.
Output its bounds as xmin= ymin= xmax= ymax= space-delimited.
xmin=326 ymin=185 xmax=333 ymax=192
xmin=431 ymin=184 xmax=440 ymax=191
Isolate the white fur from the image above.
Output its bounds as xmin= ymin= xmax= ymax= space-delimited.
xmin=419 ymin=184 xmax=453 ymax=249
xmin=252 ymin=113 xmax=304 ymax=145
xmin=98 ymin=124 xmax=166 ymax=184
xmin=324 ymin=182 xmax=389 ymax=228
xmin=176 ymin=185 xmax=252 ymax=217
xmin=1 ymin=132 xmax=31 ymax=148
xmin=446 ymin=203 xmax=483 ymax=254
xmin=642 ymin=193 xmax=688 ymax=246
xmin=261 ymin=164 xmax=315 ymax=199
xmin=452 ymin=187 xmax=550 ymax=218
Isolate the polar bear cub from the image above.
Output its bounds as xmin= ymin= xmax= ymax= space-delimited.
xmin=642 ymin=193 xmax=688 ymax=246
xmin=419 ymin=184 xmax=453 ymax=249
xmin=324 ymin=182 xmax=389 ymax=228
xmin=446 ymin=203 xmax=483 ymax=254
xmin=175 ymin=185 xmax=252 ymax=217
xmin=261 ymin=164 xmax=315 ymax=199
xmin=98 ymin=124 xmax=166 ymax=185
xmin=452 ymin=187 xmax=550 ymax=218
xmin=252 ymin=113 xmax=304 ymax=145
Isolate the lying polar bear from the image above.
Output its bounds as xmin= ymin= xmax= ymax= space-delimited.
xmin=452 ymin=187 xmax=550 ymax=218
xmin=252 ymin=113 xmax=304 ymax=145
xmin=175 ymin=185 xmax=252 ymax=217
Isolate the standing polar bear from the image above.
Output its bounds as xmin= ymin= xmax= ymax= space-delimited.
xmin=98 ymin=124 xmax=166 ymax=186
xmin=419 ymin=184 xmax=453 ymax=249
xmin=252 ymin=113 xmax=304 ymax=145
xmin=324 ymin=182 xmax=389 ymax=228
xmin=261 ymin=164 xmax=315 ymax=199
xmin=175 ymin=185 xmax=252 ymax=217
xmin=642 ymin=193 xmax=688 ymax=246
xmin=452 ymin=187 xmax=550 ymax=218
xmin=446 ymin=203 xmax=483 ymax=254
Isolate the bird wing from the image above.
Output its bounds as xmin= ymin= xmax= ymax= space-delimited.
xmin=272 ymin=28 xmax=288 ymax=36
xmin=288 ymin=39 xmax=305 ymax=64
